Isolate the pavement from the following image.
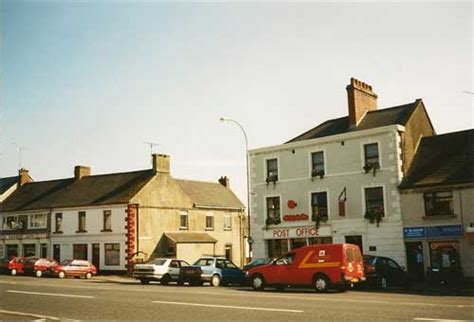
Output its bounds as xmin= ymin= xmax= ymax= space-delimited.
xmin=0 ymin=275 xmax=473 ymax=321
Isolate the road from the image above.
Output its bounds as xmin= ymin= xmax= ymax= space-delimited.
xmin=0 ymin=275 xmax=473 ymax=321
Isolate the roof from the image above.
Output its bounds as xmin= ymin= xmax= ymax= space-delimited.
xmin=1 ymin=170 xmax=155 ymax=212
xmin=175 ymin=179 xmax=244 ymax=210
xmin=400 ymin=129 xmax=474 ymax=189
xmin=0 ymin=176 xmax=18 ymax=195
xmin=164 ymin=232 xmax=217 ymax=244
xmin=286 ymin=100 xmax=420 ymax=143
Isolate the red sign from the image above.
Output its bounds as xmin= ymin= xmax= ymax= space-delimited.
xmin=283 ymin=213 xmax=309 ymax=222
xmin=287 ymin=200 xmax=297 ymax=209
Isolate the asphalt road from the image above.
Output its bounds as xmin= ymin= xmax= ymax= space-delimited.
xmin=0 ymin=275 xmax=473 ymax=321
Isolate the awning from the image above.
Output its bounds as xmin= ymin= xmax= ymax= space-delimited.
xmin=164 ymin=232 xmax=217 ymax=244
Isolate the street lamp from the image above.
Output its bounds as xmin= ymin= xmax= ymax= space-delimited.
xmin=220 ymin=117 xmax=253 ymax=261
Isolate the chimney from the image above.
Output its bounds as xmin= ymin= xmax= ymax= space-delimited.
xmin=18 ymin=168 xmax=30 ymax=186
xmin=152 ymin=154 xmax=170 ymax=174
xmin=346 ymin=77 xmax=378 ymax=127
xmin=74 ymin=166 xmax=91 ymax=180
xmin=218 ymin=176 xmax=230 ymax=188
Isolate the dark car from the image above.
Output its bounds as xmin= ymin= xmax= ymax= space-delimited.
xmin=363 ymin=255 xmax=410 ymax=289
xmin=180 ymin=256 xmax=245 ymax=287
xmin=0 ymin=256 xmax=24 ymax=275
xmin=243 ymin=258 xmax=271 ymax=272
xmin=23 ymin=257 xmax=58 ymax=277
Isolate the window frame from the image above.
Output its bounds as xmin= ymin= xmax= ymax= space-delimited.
xmin=1 ymin=215 xmax=19 ymax=230
xmin=28 ymin=214 xmax=47 ymax=229
xmin=423 ymin=190 xmax=454 ymax=217
xmin=310 ymin=191 xmax=329 ymax=222
xmin=104 ymin=243 xmax=120 ymax=266
xmin=179 ymin=211 xmax=189 ymax=230
xmin=54 ymin=213 xmax=63 ymax=233
xmin=363 ymin=142 xmax=380 ymax=168
xmin=310 ymin=150 xmax=325 ymax=177
xmin=265 ymin=158 xmax=279 ymax=182
xmin=363 ymin=186 xmax=385 ymax=218
xmin=102 ymin=210 xmax=112 ymax=231
xmin=77 ymin=211 xmax=87 ymax=233
xmin=265 ymin=195 xmax=281 ymax=225
xmin=205 ymin=213 xmax=214 ymax=230
xmin=223 ymin=213 xmax=232 ymax=231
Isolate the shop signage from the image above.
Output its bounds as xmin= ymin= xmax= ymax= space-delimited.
xmin=283 ymin=214 xmax=309 ymax=222
xmin=403 ymin=225 xmax=463 ymax=239
xmin=264 ymin=226 xmax=331 ymax=240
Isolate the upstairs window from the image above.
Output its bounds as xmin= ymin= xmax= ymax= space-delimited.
xmin=29 ymin=214 xmax=46 ymax=229
xmin=311 ymin=192 xmax=328 ymax=222
xmin=364 ymin=143 xmax=380 ymax=171
xmin=311 ymin=151 xmax=325 ymax=177
xmin=266 ymin=158 xmax=278 ymax=183
xmin=266 ymin=196 xmax=281 ymax=225
xmin=55 ymin=213 xmax=62 ymax=233
xmin=206 ymin=214 xmax=214 ymax=230
xmin=2 ymin=215 xmax=18 ymax=230
xmin=103 ymin=210 xmax=112 ymax=231
xmin=180 ymin=212 xmax=189 ymax=230
xmin=424 ymin=191 xmax=453 ymax=216
xmin=223 ymin=213 xmax=232 ymax=230
xmin=78 ymin=211 xmax=86 ymax=232
xmin=365 ymin=187 xmax=385 ymax=217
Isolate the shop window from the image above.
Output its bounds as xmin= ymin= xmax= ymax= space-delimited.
xmin=290 ymin=238 xmax=306 ymax=250
xmin=180 ymin=212 xmax=189 ymax=230
xmin=23 ymin=244 xmax=36 ymax=257
xmin=364 ymin=187 xmax=385 ymax=218
xmin=223 ymin=213 xmax=232 ymax=230
xmin=424 ymin=191 xmax=453 ymax=217
xmin=266 ymin=159 xmax=278 ymax=183
xmin=103 ymin=210 xmax=112 ymax=231
xmin=55 ymin=213 xmax=62 ymax=233
xmin=364 ymin=143 xmax=380 ymax=170
xmin=308 ymin=237 xmax=333 ymax=245
xmin=311 ymin=151 xmax=325 ymax=177
xmin=267 ymin=239 xmax=288 ymax=258
xmin=311 ymin=192 xmax=328 ymax=222
xmin=29 ymin=214 xmax=46 ymax=229
xmin=266 ymin=196 xmax=281 ymax=225
xmin=77 ymin=211 xmax=87 ymax=232
xmin=6 ymin=244 xmax=18 ymax=257
xmin=73 ymin=244 xmax=88 ymax=260
xmin=206 ymin=214 xmax=214 ymax=230
xmin=105 ymin=243 xmax=120 ymax=266
xmin=429 ymin=241 xmax=460 ymax=271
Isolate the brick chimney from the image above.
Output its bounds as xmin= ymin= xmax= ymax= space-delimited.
xmin=18 ymin=168 xmax=30 ymax=186
xmin=152 ymin=154 xmax=170 ymax=174
xmin=218 ymin=176 xmax=230 ymax=188
xmin=74 ymin=166 xmax=91 ymax=180
xmin=346 ymin=77 xmax=378 ymax=127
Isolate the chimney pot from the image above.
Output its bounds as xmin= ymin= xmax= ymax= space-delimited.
xmin=346 ymin=77 xmax=378 ymax=127
xmin=18 ymin=168 xmax=30 ymax=186
xmin=218 ymin=176 xmax=230 ymax=188
xmin=74 ymin=166 xmax=91 ymax=180
xmin=152 ymin=154 xmax=170 ymax=174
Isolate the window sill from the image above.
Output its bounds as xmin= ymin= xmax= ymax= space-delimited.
xmin=101 ymin=229 xmax=113 ymax=232
xmin=53 ymin=231 xmax=63 ymax=234
xmin=76 ymin=230 xmax=88 ymax=233
xmin=423 ymin=215 xmax=456 ymax=220
xmin=205 ymin=228 xmax=214 ymax=231
xmin=223 ymin=228 xmax=232 ymax=231
xmin=179 ymin=227 xmax=188 ymax=231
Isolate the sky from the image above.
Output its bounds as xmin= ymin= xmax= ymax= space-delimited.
xmin=1 ymin=1 xmax=472 ymax=206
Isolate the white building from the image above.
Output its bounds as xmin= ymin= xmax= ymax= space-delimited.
xmin=249 ymin=78 xmax=435 ymax=266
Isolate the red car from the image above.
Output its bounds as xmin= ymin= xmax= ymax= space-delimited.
xmin=246 ymin=243 xmax=365 ymax=292
xmin=0 ymin=256 xmax=24 ymax=276
xmin=51 ymin=259 xmax=97 ymax=279
xmin=23 ymin=257 xmax=58 ymax=277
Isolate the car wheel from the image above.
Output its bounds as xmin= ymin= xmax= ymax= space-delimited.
xmin=85 ymin=272 xmax=92 ymax=280
xmin=140 ymin=279 xmax=150 ymax=285
xmin=251 ymin=275 xmax=265 ymax=291
xmin=35 ymin=270 xmax=43 ymax=278
xmin=161 ymin=274 xmax=171 ymax=286
xmin=314 ymin=275 xmax=330 ymax=293
xmin=211 ymin=275 xmax=221 ymax=287
xmin=10 ymin=269 xmax=17 ymax=276
xmin=379 ymin=277 xmax=388 ymax=290
xmin=58 ymin=271 xmax=66 ymax=279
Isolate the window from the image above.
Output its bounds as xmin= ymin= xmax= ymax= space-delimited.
xmin=180 ymin=212 xmax=188 ymax=230
xmin=23 ymin=244 xmax=36 ymax=257
xmin=225 ymin=245 xmax=232 ymax=260
xmin=29 ymin=214 xmax=46 ymax=229
xmin=40 ymin=244 xmax=48 ymax=258
xmin=308 ymin=237 xmax=333 ymax=245
xmin=224 ymin=259 xmax=237 ymax=269
xmin=311 ymin=151 xmax=325 ymax=177
xmin=266 ymin=158 xmax=278 ymax=182
xmin=205 ymin=214 xmax=214 ymax=230
xmin=424 ymin=191 xmax=454 ymax=216
xmin=103 ymin=210 xmax=112 ymax=231
xmin=2 ymin=215 xmax=18 ymax=230
xmin=53 ymin=244 xmax=61 ymax=262
xmin=429 ymin=241 xmax=460 ymax=271
xmin=276 ymin=252 xmax=295 ymax=265
xmin=55 ymin=213 xmax=62 ymax=233
xmin=105 ymin=243 xmax=120 ymax=265
xmin=223 ymin=213 xmax=232 ymax=230
xmin=364 ymin=143 xmax=380 ymax=169
xmin=311 ymin=192 xmax=328 ymax=222
xmin=73 ymin=244 xmax=88 ymax=260
xmin=266 ymin=196 xmax=281 ymax=225
xmin=170 ymin=260 xmax=179 ymax=268
xmin=365 ymin=187 xmax=385 ymax=217
xmin=78 ymin=211 xmax=86 ymax=232
xmin=267 ymin=239 xmax=289 ymax=258
xmin=6 ymin=244 xmax=18 ymax=257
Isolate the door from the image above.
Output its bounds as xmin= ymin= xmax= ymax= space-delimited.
xmin=345 ymin=235 xmax=363 ymax=254
xmin=223 ymin=259 xmax=244 ymax=284
xmin=53 ymin=244 xmax=61 ymax=262
xmin=92 ymin=244 xmax=100 ymax=272
xmin=271 ymin=252 xmax=295 ymax=285
xmin=405 ymin=242 xmax=424 ymax=281
xmin=384 ymin=257 xmax=406 ymax=286
xmin=169 ymin=260 xmax=180 ymax=280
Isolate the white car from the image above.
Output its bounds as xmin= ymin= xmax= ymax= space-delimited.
xmin=133 ymin=258 xmax=189 ymax=285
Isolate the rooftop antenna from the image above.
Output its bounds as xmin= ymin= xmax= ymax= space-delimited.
xmin=144 ymin=141 xmax=160 ymax=156
xmin=12 ymin=142 xmax=26 ymax=168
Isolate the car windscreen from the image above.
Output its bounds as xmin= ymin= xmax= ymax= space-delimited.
xmin=60 ymin=260 xmax=73 ymax=266
xmin=194 ymin=259 xmax=213 ymax=266
xmin=148 ymin=259 xmax=167 ymax=265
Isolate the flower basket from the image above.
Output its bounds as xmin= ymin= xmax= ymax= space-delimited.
xmin=363 ymin=162 xmax=380 ymax=176
xmin=364 ymin=210 xmax=383 ymax=227
xmin=266 ymin=216 xmax=281 ymax=226
xmin=311 ymin=213 xmax=328 ymax=229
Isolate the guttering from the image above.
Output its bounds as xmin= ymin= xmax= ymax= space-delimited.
xmin=193 ymin=203 xmax=245 ymax=211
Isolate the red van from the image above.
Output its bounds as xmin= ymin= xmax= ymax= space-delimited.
xmin=246 ymin=243 xmax=365 ymax=292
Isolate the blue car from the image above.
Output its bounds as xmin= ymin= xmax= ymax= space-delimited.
xmin=180 ymin=256 xmax=245 ymax=287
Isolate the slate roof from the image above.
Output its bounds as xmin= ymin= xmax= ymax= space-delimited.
xmin=175 ymin=179 xmax=244 ymax=210
xmin=0 ymin=176 xmax=18 ymax=195
xmin=165 ymin=232 xmax=217 ymax=244
xmin=286 ymin=100 xmax=420 ymax=143
xmin=1 ymin=170 xmax=155 ymax=212
xmin=399 ymin=129 xmax=474 ymax=189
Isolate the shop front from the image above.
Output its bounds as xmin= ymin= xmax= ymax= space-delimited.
xmin=264 ymin=226 xmax=332 ymax=258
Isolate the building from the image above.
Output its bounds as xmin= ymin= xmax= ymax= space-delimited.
xmin=0 ymin=154 xmax=245 ymax=271
xmin=399 ymin=129 xmax=474 ymax=279
xmin=248 ymin=78 xmax=435 ymax=266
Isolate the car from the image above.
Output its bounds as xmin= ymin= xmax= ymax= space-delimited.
xmin=243 ymin=258 xmax=271 ymax=272
xmin=363 ymin=255 xmax=411 ymax=290
xmin=23 ymin=257 xmax=58 ymax=277
xmin=0 ymin=256 xmax=24 ymax=276
xmin=179 ymin=256 xmax=245 ymax=287
xmin=246 ymin=243 xmax=365 ymax=292
xmin=133 ymin=258 xmax=189 ymax=285
xmin=49 ymin=259 xmax=97 ymax=279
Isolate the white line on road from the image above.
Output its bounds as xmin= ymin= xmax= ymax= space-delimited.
xmin=7 ymin=290 xmax=94 ymax=299
xmin=152 ymin=300 xmax=303 ymax=313
xmin=0 ymin=309 xmax=61 ymax=320
xmin=414 ymin=318 xmax=471 ymax=322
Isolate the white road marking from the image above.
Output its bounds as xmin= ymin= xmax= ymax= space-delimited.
xmin=414 ymin=318 xmax=471 ymax=322
xmin=0 ymin=309 xmax=61 ymax=320
xmin=152 ymin=300 xmax=303 ymax=313
xmin=7 ymin=290 xmax=94 ymax=299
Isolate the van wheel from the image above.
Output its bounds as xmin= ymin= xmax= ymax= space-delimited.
xmin=211 ymin=275 xmax=221 ymax=287
xmin=85 ymin=272 xmax=92 ymax=280
xmin=35 ymin=270 xmax=43 ymax=278
xmin=251 ymin=275 xmax=265 ymax=291
xmin=58 ymin=271 xmax=66 ymax=279
xmin=161 ymin=274 xmax=171 ymax=286
xmin=314 ymin=275 xmax=329 ymax=293
xmin=10 ymin=269 xmax=17 ymax=276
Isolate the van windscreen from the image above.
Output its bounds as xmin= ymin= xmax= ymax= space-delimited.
xmin=345 ymin=248 xmax=354 ymax=262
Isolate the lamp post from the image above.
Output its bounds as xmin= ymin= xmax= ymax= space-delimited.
xmin=220 ymin=117 xmax=253 ymax=261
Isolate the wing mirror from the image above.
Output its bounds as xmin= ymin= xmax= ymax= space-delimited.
xmin=400 ymin=266 xmax=406 ymax=271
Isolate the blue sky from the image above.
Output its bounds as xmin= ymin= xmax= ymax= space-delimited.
xmin=1 ymin=1 xmax=472 ymax=205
